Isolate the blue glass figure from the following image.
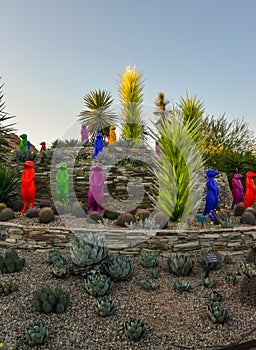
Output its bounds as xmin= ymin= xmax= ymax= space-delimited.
xmin=203 ymin=169 xmax=219 ymax=221
xmin=93 ymin=132 xmax=104 ymax=159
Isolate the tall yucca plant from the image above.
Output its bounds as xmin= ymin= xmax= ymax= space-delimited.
xmin=0 ymin=78 xmax=16 ymax=163
xmin=151 ymin=107 xmax=205 ymax=222
xmin=118 ymin=65 xmax=145 ymax=146
xmin=78 ymin=89 xmax=118 ymax=136
xmin=0 ymin=164 xmax=20 ymax=204
xmin=178 ymin=91 xmax=205 ymax=147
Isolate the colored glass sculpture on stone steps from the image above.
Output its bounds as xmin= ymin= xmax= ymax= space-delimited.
xmin=244 ymin=171 xmax=256 ymax=208
xmin=88 ymin=162 xmax=104 ymax=213
xmin=203 ymin=169 xmax=219 ymax=221
xmin=55 ymin=162 xmax=69 ymax=206
xmin=21 ymin=160 xmax=36 ymax=213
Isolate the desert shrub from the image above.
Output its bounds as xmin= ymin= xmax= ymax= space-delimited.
xmin=0 ymin=165 xmax=20 ymax=204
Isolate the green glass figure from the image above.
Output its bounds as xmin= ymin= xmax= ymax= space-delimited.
xmin=56 ymin=162 xmax=69 ymax=206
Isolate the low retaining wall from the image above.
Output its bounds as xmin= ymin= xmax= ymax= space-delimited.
xmin=0 ymin=222 xmax=255 ymax=257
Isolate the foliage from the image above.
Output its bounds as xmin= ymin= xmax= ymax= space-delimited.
xmin=25 ymin=321 xmax=49 ymax=346
xmin=50 ymin=138 xmax=82 ymax=149
xmin=78 ymin=89 xmax=118 ymax=137
xmin=0 ymin=250 xmax=25 ymax=273
xmin=215 ymin=209 xmax=234 ymax=228
xmin=85 ymin=273 xmax=112 ymax=297
xmin=202 ymin=277 xmax=215 ymax=288
xmin=168 ymin=254 xmax=194 ymax=277
xmin=210 ymin=291 xmax=222 ymax=302
xmin=103 ymin=254 xmax=133 ymax=281
xmin=174 ymin=279 xmax=192 ymax=292
xmin=11 ymin=150 xmax=38 ymax=163
xmin=0 ymin=78 xmax=16 ymax=163
xmin=32 ymin=287 xmax=70 ymax=313
xmin=140 ymin=251 xmax=159 ymax=268
xmin=123 ymin=318 xmax=145 ymax=340
xmin=139 ymin=280 xmax=159 ymax=291
xmin=0 ymin=164 xmax=20 ymax=204
xmin=151 ymin=108 xmax=205 ymax=222
xmin=118 ymin=65 xmax=146 ymax=146
xmin=95 ymin=296 xmax=114 ymax=317
xmin=0 ymin=279 xmax=18 ymax=295
xmin=207 ymin=302 xmax=228 ymax=324
xmin=226 ymin=273 xmax=237 ymax=284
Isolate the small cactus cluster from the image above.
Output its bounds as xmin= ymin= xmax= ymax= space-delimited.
xmin=226 ymin=273 xmax=237 ymax=284
xmin=0 ymin=208 xmax=15 ymax=221
xmin=103 ymin=254 xmax=133 ymax=281
xmin=124 ymin=318 xmax=145 ymax=340
xmin=0 ymin=250 xmax=25 ymax=273
xmin=25 ymin=321 xmax=49 ymax=346
xmin=174 ymin=280 xmax=192 ymax=292
xmin=85 ymin=273 xmax=112 ymax=297
xmin=215 ymin=209 xmax=233 ymax=228
xmin=207 ymin=302 xmax=228 ymax=324
xmin=39 ymin=207 xmax=55 ymax=224
xmin=168 ymin=254 xmax=194 ymax=277
xmin=95 ymin=296 xmax=114 ymax=317
xmin=210 ymin=291 xmax=222 ymax=302
xmin=32 ymin=287 xmax=70 ymax=313
xmin=116 ymin=212 xmax=136 ymax=227
xmin=0 ymin=280 xmax=18 ymax=295
xmin=140 ymin=251 xmax=159 ymax=268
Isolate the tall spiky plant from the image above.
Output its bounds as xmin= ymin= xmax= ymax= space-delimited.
xmin=78 ymin=89 xmax=118 ymax=137
xmin=0 ymin=78 xmax=16 ymax=163
xmin=118 ymin=65 xmax=145 ymax=146
xmin=151 ymin=106 xmax=205 ymax=222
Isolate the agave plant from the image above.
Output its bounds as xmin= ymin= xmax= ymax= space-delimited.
xmin=78 ymin=89 xmax=118 ymax=137
xmin=48 ymin=249 xmax=62 ymax=264
xmin=174 ymin=279 xmax=192 ymax=292
xmin=207 ymin=303 xmax=228 ymax=324
xmin=85 ymin=273 xmax=112 ymax=297
xmin=226 ymin=273 xmax=237 ymax=284
xmin=52 ymin=258 xmax=68 ymax=278
xmin=168 ymin=254 xmax=194 ymax=277
xmin=202 ymin=277 xmax=215 ymax=288
xmin=95 ymin=296 xmax=114 ymax=317
xmin=150 ymin=267 xmax=161 ymax=279
xmin=140 ymin=251 xmax=159 ymax=268
xmin=210 ymin=291 xmax=222 ymax=302
xmin=139 ymin=280 xmax=159 ymax=291
xmin=238 ymin=262 xmax=256 ymax=275
xmin=103 ymin=254 xmax=133 ymax=281
xmin=25 ymin=321 xmax=49 ymax=346
xmin=124 ymin=318 xmax=145 ymax=340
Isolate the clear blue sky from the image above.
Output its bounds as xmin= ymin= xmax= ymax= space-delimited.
xmin=1 ymin=0 xmax=256 ymax=149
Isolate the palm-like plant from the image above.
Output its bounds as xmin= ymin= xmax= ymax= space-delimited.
xmin=151 ymin=106 xmax=205 ymax=222
xmin=118 ymin=65 xmax=146 ymax=146
xmin=78 ymin=89 xmax=118 ymax=137
xmin=0 ymin=78 xmax=16 ymax=163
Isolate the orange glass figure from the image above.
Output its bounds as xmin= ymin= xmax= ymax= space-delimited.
xmin=108 ymin=126 xmax=116 ymax=144
xmin=243 ymin=171 xmax=256 ymax=208
xmin=21 ymin=161 xmax=36 ymax=213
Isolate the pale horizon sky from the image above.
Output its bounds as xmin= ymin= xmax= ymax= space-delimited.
xmin=1 ymin=0 xmax=256 ymax=149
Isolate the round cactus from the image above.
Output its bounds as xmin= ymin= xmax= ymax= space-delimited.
xmin=39 ymin=207 xmax=55 ymax=224
xmin=207 ymin=303 xmax=228 ymax=324
xmin=116 ymin=212 xmax=136 ymax=227
xmin=244 ymin=207 xmax=256 ymax=217
xmin=168 ymin=254 xmax=194 ymax=277
xmin=0 ymin=208 xmax=15 ymax=221
xmin=89 ymin=211 xmax=103 ymax=223
xmin=234 ymin=202 xmax=246 ymax=216
xmin=26 ymin=208 xmax=40 ymax=218
xmin=0 ymin=203 xmax=7 ymax=212
xmin=9 ymin=199 xmax=23 ymax=212
xmin=135 ymin=208 xmax=150 ymax=221
xmin=240 ymin=212 xmax=256 ymax=225
xmin=141 ymin=251 xmax=159 ymax=268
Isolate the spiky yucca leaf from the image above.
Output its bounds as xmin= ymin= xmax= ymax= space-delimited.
xmin=151 ymin=108 xmax=205 ymax=222
xmin=79 ymin=89 xmax=118 ymax=135
xmin=0 ymin=165 xmax=20 ymax=203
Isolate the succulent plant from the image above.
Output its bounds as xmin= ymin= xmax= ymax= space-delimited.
xmin=0 ymin=203 xmax=7 ymax=212
xmin=234 ymin=202 xmax=246 ymax=216
xmin=85 ymin=273 xmax=112 ymax=297
xmin=226 ymin=273 xmax=237 ymax=284
xmin=124 ymin=318 xmax=145 ymax=341
xmin=116 ymin=212 xmax=136 ymax=227
xmin=222 ymin=254 xmax=233 ymax=264
xmin=103 ymin=254 xmax=133 ymax=281
xmin=0 ymin=280 xmax=18 ymax=295
xmin=245 ymin=245 xmax=256 ymax=265
xmin=215 ymin=210 xmax=233 ymax=228
xmin=95 ymin=296 xmax=114 ymax=317
xmin=174 ymin=279 xmax=192 ymax=292
xmin=210 ymin=291 xmax=222 ymax=302
xmin=140 ymin=251 xmax=159 ymax=268
xmin=48 ymin=249 xmax=63 ymax=264
xmin=168 ymin=254 xmax=194 ymax=277
xmin=150 ymin=267 xmax=160 ymax=279
xmin=135 ymin=209 xmax=150 ymax=221
xmin=70 ymin=232 xmax=108 ymax=270
xmin=198 ymin=250 xmax=221 ymax=271
xmin=25 ymin=208 xmax=40 ymax=218
xmin=240 ymin=212 xmax=256 ymax=225
xmin=39 ymin=207 xmax=55 ymax=224
xmin=139 ymin=280 xmax=159 ymax=291
xmin=89 ymin=211 xmax=103 ymax=223
xmin=0 ymin=250 xmax=25 ymax=273
xmin=0 ymin=208 xmax=15 ymax=221
xmin=202 ymin=277 xmax=215 ymax=288
xmin=32 ymin=287 xmax=70 ymax=314
xmin=238 ymin=262 xmax=256 ymax=275
xmin=154 ymin=211 xmax=169 ymax=228
xmin=207 ymin=302 xmax=228 ymax=324
xmin=52 ymin=258 xmax=68 ymax=278
xmin=25 ymin=321 xmax=49 ymax=346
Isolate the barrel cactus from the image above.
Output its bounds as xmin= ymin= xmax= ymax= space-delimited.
xmin=0 ymin=208 xmax=15 ymax=221
xmin=85 ymin=273 xmax=112 ymax=297
xmin=124 ymin=318 xmax=145 ymax=341
xmin=0 ymin=280 xmax=18 ymax=295
xmin=0 ymin=203 xmax=7 ymax=212
xmin=32 ymin=287 xmax=70 ymax=314
xmin=168 ymin=254 xmax=194 ymax=277
xmin=240 ymin=211 xmax=256 ymax=225
xmin=174 ymin=279 xmax=192 ymax=292
xmin=39 ymin=207 xmax=55 ymax=224
xmin=0 ymin=250 xmax=25 ymax=273
xmin=140 ymin=251 xmax=159 ymax=268
xmin=207 ymin=302 xmax=228 ymax=324
xmin=116 ymin=212 xmax=136 ymax=227
xmin=70 ymin=232 xmax=108 ymax=271
xmin=103 ymin=254 xmax=133 ymax=281
xmin=26 ymin=208 xmax=40 ymax=218
xmin=25 ymin=321 xmax=49 ymax=346
xmin=96 ymin=296 xmax=114 ymax=317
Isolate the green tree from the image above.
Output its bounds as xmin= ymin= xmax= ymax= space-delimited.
xmin=0 ymin=78 xmax=16 ymax=163
xmin=118 ymin=65 xmax=146 ymax=146
xmin=78 ymin=89 xmax=118 ymax=138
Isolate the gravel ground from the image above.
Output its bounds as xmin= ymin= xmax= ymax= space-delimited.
xmin=1 ymin=245 xmax=256 ymax=350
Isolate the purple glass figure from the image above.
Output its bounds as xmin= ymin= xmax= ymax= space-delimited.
xmin=231 ymin=173 xmax=244 ymax=209
xmin=88 ymin=162 xmax=104 ymax=213
xmin=81 ymin=124 xmax=89 ymax=144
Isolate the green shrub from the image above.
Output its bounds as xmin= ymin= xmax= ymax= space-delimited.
xmin=0 ymin=165 xmax=20 ymax=204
